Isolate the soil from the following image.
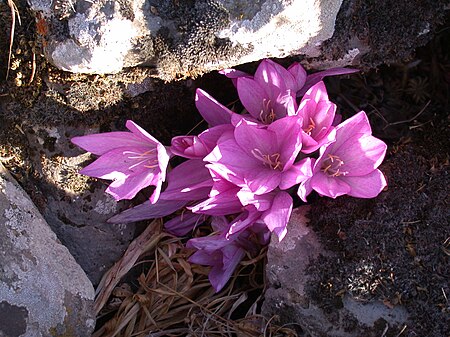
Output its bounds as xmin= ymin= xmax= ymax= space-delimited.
xmin=0 ymin=1 xmax=449 ymax=336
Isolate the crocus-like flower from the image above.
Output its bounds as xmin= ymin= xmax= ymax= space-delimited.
xmin=296 ymin=81 xmax=337 ymax=154
xmin=221 ymin=59 xmax=358 ymax=103
xmin=236 ymin=60 xmax=297 ymax=123
xmin=288 ymin=62 xmax=359 ymax=97
xmin=170 ymin=124 xmax=234 ymax=159
xmin=227 ymin=190 xmax=293 ymax=241
xmin=187 ymin=216 xmax=269 ymax=292
xmin=205 ymin=116 xmax=312 ymax=195
xmin=298 ymin=111 xmax=387 ymax=200
xmin=72 ymin=120 xmax=170 ymax=202
xmin=108 ymin=159 xmax=213 ymax=224
xmin=195 ymin=89 xmax=235 ymax=127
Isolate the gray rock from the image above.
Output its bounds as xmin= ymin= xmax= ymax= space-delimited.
xmin=27 ymin=0 xmax=343 ymax=79
xmin=24 ymin=125 xmax=136 ymax=285
xmin=262 ymin=206 xmax=409 ymax=337
xmin=0 ymin=163 xmax=95 ymax=337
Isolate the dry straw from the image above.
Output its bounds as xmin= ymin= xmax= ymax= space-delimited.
xmin=93 ymin=219 xmax=297 ymax=337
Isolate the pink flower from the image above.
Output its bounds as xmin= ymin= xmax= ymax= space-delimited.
xmin=296 ymin=81 xmax=337 ymax=154
xmin=205 ymin=116 xmax=312 ymax=195
xmin=187 ymin=216 xmax=269 ymax=292
xmin=288 ymin=62 xmax=359 ymax=97
xmin=71 ymin=120 xmax=170 ymax=202
xmin=221 ymin=59 xmax=358 ymax=100
xmin=236 ymin=60 xmax=297 ymax=123
xmin=298 ymin=111 xmax=387 ymax=200
xmin=170 ymin=124 xmax=233 ymax=159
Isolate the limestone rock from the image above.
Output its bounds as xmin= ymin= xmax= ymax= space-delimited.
xmin=0 ymin=163 xmax=95 ymax=337
xmin=24 ymin=124 xmax=136 ymax=285
xmin=27 ymin=0 xmax=343 ymax=79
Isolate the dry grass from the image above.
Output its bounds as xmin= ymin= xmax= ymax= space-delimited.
xmin=94 ymin=220 xmax=297 ymax=337
xmin=6 ymin=0 xmax=21 ymax=80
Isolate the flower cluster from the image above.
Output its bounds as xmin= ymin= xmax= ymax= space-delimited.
xmin=72 ymin=60 xmax=387 ymax=292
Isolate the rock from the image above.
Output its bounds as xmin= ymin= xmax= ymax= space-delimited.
xmin=262 ymin=206 xmax=410 ymax=337
xmin=27 ymin=0 xmax=343 ymax=79
xmin=0 ymin=162 xmax=95 ymax=337
xmin=26 ymin=0 xmax=447 ymax=80
xmin=23 ymin=124 xmax=137 ymax=285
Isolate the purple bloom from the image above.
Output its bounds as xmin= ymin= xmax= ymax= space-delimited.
xmin=221 ymin=59 xmax=358 ymax=102
xmin=71 ymin=120 xmax=170 ymax=202
xmin=236 ymin=60 xmax=297 ymax=123
xmin=188 ymin=169 xmax=243 ymax=216
xmin=298 ymin=111 xmax=387 ymax=200
xmin=187 ymin=216 xmax=269 ymax=292
xmin=296 ymin=81 xmax=337 ymax=154
xmin=205 ymin=116 xmax=312 ymax=195
xmin=159 ymin=159 xmax=213 ymax=201
xmin=108 ymin=159 xmax=213 ymax=224
xmin=188 ymin=164 xmax=293 ymax=240
xmin=164 ymin=212 xmax=206 ymax=236
xmin=297 ymin=66 xmax=359 ymax=97
xmin=195 ymin=89 xmax=235 ymax=126
xmin=228 ymin=190 xmax=293 ymax=241
xmin=170 ymin=124 xmax=233 ymax=159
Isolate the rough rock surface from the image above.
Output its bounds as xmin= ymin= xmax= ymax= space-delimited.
xmin=27 ymin=0 xmax=343 ymax=78
xmin=262 ymin=207 xmax=410 ymax=337
xmin=23 ymin=124 xmax=137 ymax=285
xmin=0 ymin=163 xmax=95 ymax=337
xmin=262 ymin=113 xmax=449 ymax=336
xmin=26 ymin=0 xmax=448 ymax=80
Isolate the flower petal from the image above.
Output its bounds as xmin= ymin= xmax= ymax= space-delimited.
xmin=302 ymin=81 xmax=329 ymax=103
xmin=237 ymin=188 xmax=274 ymax=211
xmin=126 ymin=120 xmax=161 ymax=145
xmin=171 ymin=135 xmax=205 ymax=159
xmin=106 ymin=169 xmax=160 ymax=200
xmin=236 ymin=77 xmax=268 ymax=120
xmin=333 ymin=111 xmax=373 ymax=149
xmin=336 ymin=134 xmax=387 ymax=176
xmin=219 ymin=68 xmax=251 ymax=86
xmin=261 ymin=191 xmax=293 ymax=241
xmin=209 ymin=246 xmax=246 ymax=292
xmin=189 ymin=183 xmax=242 ymax=215
xmin=164 ymin=212 xmax=205 ymax=236
xmin=310 ymin=171 xmax=351 ymax=198
xmin=195 ymin=89 xmax=235 ymax=126
xmin=267 ymin=116 xmax=303 ymax=168
xmin=204 ymin=137 xmax=260 ymax=187
xmin=79 ymin=146 xmax=151 ymax=180
xmin=71 ymin=132 xmax=144 ymax=155
xmin=345 ymin=169 xmax=387 ymax=198
xmin=298 ymin=68 xmax=359 ymax=96
xmin=198 ymin=124 xmax=234 ymax=153
xmin=108 ymin=199 xmax=187 ymax=223
xmin=160 ymin=159 xmax=213 ymax=201
xmin=254 ymin=59 xmax=294 ymax=99
xmin=287 ymin=62 xmax=307 ymax=92
xmin=234 ymin=118 xmax=278 ymax=158
xmin=297 ymin=177 xmax=313 ymax=202
xmin=188 ymin=250 xmax=220 ymax=266
xmin=279 ymin=157 xmax=313 ymax=190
